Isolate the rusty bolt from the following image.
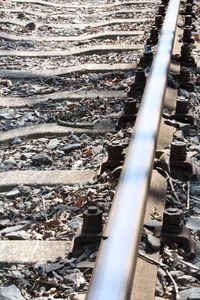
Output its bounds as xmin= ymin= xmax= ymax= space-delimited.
xmin=181 ymin=44 xmax=191 ymax=59
xmin=150 ymin=26 xmax=159 ymax=37
xmin=124 ymin=99 xmax=137 ymax=114
xmin=163 ymin=208 xmax=183 ymax=224
xmin=128 ymin=69 xmax=146 ymax=94
xmin=139 ymin=45 xmax=153 ymax=67
xmin=183 ymin=26 xmax=192 ymax=40
xmin=155 ymin=15 xmax=163 ymax=29
xmin=88 ymin=207 xmax=98 ymax=214
xmin=158 ymin=5 xmax=166 ymax=16
xmin=82 ymin=206 xmax=103 ymax=234
xmin=180 ymin=67 xmax=190 ymax=83
xmin=161 ymin=0 xmax=169 ymax=5
xmin=135 ymin=68 xmax=146 ymax=83
xmin=149 ymin=26 xmax=159 ymax=43
xmin=162 ymin=208 xmax=183 ymax=233
xmin=184 ymin=15 xmax=193 ymax=26
xmin=176 ymin=98 xmax=189 ymax=115
xmin=143 ymin=45 xmax=153 ymax=58
xmin=107 ymin=141 xmax=124 ymax=154
xmin=180 ymin=79 xmax=194 ymax=92
xmin=185 ymin=3 xmax=193 ymax=14
xmin=170 ymin=141 xmax=187 ymax=161
xmin=106 ymin=141 xmax=124 ymax=161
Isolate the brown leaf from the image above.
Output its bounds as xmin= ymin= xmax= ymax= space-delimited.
xmin=45 ymin=219 xmax=61 ymax=228
xmin=73 ymin=196 xmax=85 ymax=208
xmin=83 ymin=147 xmax=93 ymax=156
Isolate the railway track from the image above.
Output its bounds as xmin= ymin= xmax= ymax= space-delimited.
xmin=0 ymin=0 xmax=200 ymax=299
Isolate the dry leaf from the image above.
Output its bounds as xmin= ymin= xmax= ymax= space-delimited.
xmin=73 ymin=196 xmax=85 ymax=208
xmin=83 ymin=147 xmax=93 ymax=156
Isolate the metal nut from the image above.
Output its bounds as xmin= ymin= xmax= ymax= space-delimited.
xmin=82 ymin=206 xmax=103 ymax=234
xmin=163 ymin=208 xmax=183 ymax=226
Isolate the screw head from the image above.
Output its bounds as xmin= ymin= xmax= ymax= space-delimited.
xmin=167 ymin=208 xmax=179 ymax=214
xmin=87 ymin=206 xmax=98 ymax=214
xmin=185 ymin=15 xmax=192 ymax=26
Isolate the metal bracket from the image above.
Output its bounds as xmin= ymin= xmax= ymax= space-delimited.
xmin=99 ymin=141 xmax=125 ymax=174
xmin=169 ymin=141 xmax=196 ymax=180
xmin=68 ymin=206 xmax=103 ymax=258
xmin=161 ymin=208 xmax=196 ymax=259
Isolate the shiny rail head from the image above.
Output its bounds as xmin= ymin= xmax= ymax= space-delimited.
xmin=86 ymin=0 xmax=182 ymax=299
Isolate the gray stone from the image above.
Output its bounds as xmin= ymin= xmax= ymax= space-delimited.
xmin=64 ymin=272 xmax=85 ymax=287
xmin=92 ymin=145 xmax=103 ymax=154
xmin=0 ymin=165 xmax=12 ymax=171
xmin=20 ymin=41 xmax=35 ymax=48
xmin=5 ymin=189 xmax=20 ymax=199
xmin=144 ymin=220 xmax=162 ymax=230
xmin=70 ymin=294 xmax=86 ymax=300
xmin=68 ymin=217 xmax=83 ymax=230
xmin=52 ymin=271 xmax=63 ymax=281
xmin=168 ymin=73 xmax=179 ymax=88
xmin=0 ymin=113 xmax=12 ymax=120
xmin=35 ymin=261 xmax=65 ymax=274
xmin=47 ymin=138 xmax=60 ymax=149
xmin=11 ymin=138 xmax=22 ymax=145
xmin=193 ymin=260 xmax=200 ymax=269
xmin=79 ymin=134 xmax=89 ymax=140
xmin=76 ymin=260 xmax=94 ymax=271
xmin=16 ymin=161 xmax=25 ymax=169
xmin=174 ymin=130 xmax=185 ymax=141
xmin=179 ymin=88 xmax=190 ymax=98
xmin=0 ymin=163 xmax=6 ymax=171
xmin=63 ymin=143 xmax=81 ymax=154
xmin=0 ymin=79 xmax=12 ymax=87
xmin=37 ymin=138 xmax=48 ymax=143
xmin=191 ymin=145 xmax=200 ymax=153
xmin=73 ymin=160 xmax=83 ymax=168
xmin=23 ymin=112 xmax=34 ymax=121
xmin=9 ymin=271 xmax=24 ymax=279
xmin=176 ymin=275 xmax=197 ymax=285
xmin=0 ymin=284 xmax=25 ymax=300
xmin=195 ymin=68 xmax=200 ymax=74
xmin=21 ymin=152 xmax=35 ymax=160
xmin=147 ymin=234 xmax=160 ymax=251
xmin=0 ymin=219 xmax=10 ymax=227
xmin=18 ymin=185 xmax=32 ymax=196
xmin=5 ymin=230 xmax=31 ymax=240
xmin=31 ymin=153 xmax=53 ymax=165
xmin=169 ymin=270 xmax=184 ymax=279
xmin=179 ymin=123 xmax=190 ymax=135
xmin=0 ymin=225 xmax=25 ymax=235
xmin=190 ymin=137 xmax=199 ymax=145
xmin=94 ymin=119 xmax=115 ymax=130
xmin=186 ymin=217 xmax=200 ymax=230
xmin=188 ymin=290 xmax=200 ymax=300
xmin=191 ymin=186 xmax=200 ymax=197
xmin=179 ymin=288 xmax=200 ymax=300
xmin=4 ymin=159 xmax=16 ymax=166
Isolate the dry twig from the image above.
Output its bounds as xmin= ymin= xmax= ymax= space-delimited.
xmin=186 ymin=181 xmax=190 ymax=210
xmin=156 ymin=167 xmax=180 ymax=203
xmin=138 ymin=251 xmax=180 ymax=300
xmin=165 ymin=249 xmax=200 ymax=272
xmin=41 ymin=196 xmax=48 ymax=221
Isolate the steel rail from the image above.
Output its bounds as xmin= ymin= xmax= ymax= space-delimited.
xmin=85 ymin=0 xmax=181 ymax=299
